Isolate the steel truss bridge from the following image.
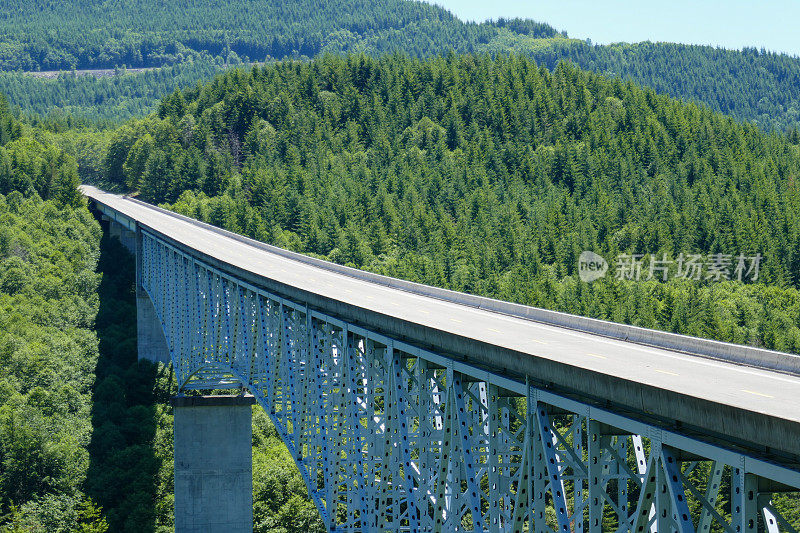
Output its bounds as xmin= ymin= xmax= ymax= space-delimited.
xmin=85 ymin=186 xmax=800 ymax=533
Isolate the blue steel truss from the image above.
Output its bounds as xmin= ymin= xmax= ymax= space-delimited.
xmin=140 ymin=229 xmax=800 ymax=532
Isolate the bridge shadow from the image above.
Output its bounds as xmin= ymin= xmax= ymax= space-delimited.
xmin=85 ymin=225 xmax=174 ymax=532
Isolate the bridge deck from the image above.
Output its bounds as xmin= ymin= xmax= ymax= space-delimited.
xmin=83 ymin=186 xmax=800 ymax=459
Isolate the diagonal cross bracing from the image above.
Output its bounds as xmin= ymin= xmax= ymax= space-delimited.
xmin=139 ymin=229 xmax=800 ymax=532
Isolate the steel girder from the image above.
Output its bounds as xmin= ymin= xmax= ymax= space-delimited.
xmin=140 ymin=230 xmax=800 ymax=532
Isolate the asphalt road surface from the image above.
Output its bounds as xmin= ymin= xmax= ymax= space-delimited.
xmin=83 ymin=186 xmax=800 ymax=427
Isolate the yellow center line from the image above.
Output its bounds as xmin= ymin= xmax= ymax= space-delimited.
xmin=530 ymin=339 xmax=548 ymax=345
xmin=655 ymin=369 xmax=680 ymax=376
xmin=365 ymin=295 xmax=374 ymax=300
xmin=488 ymin=328 xmax=502 ymax=333
xmin=450 ymin=318 xmax=463 ymax=324
xmin=418 ymin=309 xmax=430 ymax=315
xmin=742 ymin=389 xmax=774 ymax=399
xmin=586 ymin=352 xmax=607 ymax=359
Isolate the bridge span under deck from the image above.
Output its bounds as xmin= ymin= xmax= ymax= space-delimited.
xmin=85 ymin=185 xmax=800 ymax=533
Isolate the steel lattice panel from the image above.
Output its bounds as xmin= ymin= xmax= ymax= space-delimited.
xmin=140 ymin=230 xmax=800 ymax=533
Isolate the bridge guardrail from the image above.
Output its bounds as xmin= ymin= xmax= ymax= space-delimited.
xmin=121 ymin=194 xmax=800 ymax=376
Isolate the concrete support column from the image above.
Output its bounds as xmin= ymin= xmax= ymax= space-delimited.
xmin=109 ymin=221 xmax=122 ymax=240
xmin=136 ymin=228 xmax=170 ymax=364
xmin=120 ymin=228 xmax=136 ymax=254
xmin=172 ymin=395 xmax=256 ymax=533
xmin=108 ymin=220 xmax=136 ymax=253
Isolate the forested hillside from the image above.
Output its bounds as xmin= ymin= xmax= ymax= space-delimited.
xmin=0 ymin=96 xmax=82 ymax=206
xmin=2 ymin=0 xmax=800 ymax=132
xmin=105 ymin=54 xmax=800 ymax=355
xmin=0 ymin=0 xmax=557 ymax=71
xmin=514 ymin=40 xmax=800 ymax=132
xmin=0 ymin=59 xmax=223 ymax=123
xmin=0 ymin=191 xmax=109 ymax=532
xmin=0 ymin=100 xmax=106 ymax=530
xmin=0 ymin=124 xmax=105 ymax=531
xmin=0 ymin=100 xmax=322 ymax=531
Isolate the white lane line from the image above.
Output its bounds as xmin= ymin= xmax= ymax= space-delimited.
xmin=742 ymin=389 xmax=774 ymax=398
xmin=655 ymin=369 xmax=680 ymax=377
xmin=586 ymin=352 xmax=607 ymax=360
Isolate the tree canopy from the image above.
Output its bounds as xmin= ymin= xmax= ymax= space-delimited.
xmin=0 ymin=0 xmax=555 ymax=72
xmin=1 ymin=0 xmax=799 ymax=131
xmin=0 ymin=96 xmax=82 ymax=207
xmin=0 ymin=191 xmax=108 ymax=531
xmin=103 ymin=54 xmax=800 ymax=355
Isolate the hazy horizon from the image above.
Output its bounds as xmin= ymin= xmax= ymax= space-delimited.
xmin=426 ymin=0 xmax=800 ymax=57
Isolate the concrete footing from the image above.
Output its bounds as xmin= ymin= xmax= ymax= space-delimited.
xmin=172 ymin=395 xmax=256 ymax=533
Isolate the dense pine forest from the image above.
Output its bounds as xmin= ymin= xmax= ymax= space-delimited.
xmin=0 ymin=104 xmax=322 ymax=531
xmin=2 ymin=0 xmax=800 ymax=132
xmin=1 ymin=0 xmax=800 ymax=529
xmin=520 ymin=41 xmax=800 ymax=132
xmin=0 ymin=59 xmax=223 ymax=124
xmin=0 ymin=96 xmax=82 ymax=206
xmin=0 ymin=0 xmax=544 ymax=71
xmin=102 ymin=54 xmax=800 ymax=355
xmin=0 ymin=99 xmax=106 ymax=527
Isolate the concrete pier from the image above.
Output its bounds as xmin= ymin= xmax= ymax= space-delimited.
xmin=136 ymin=290 xmax=171 ymax=364
xmin=105 ymin=217 xmax=136 ymax=253
xmin=100 ymin=219 xmax=168 ymax=363
xmin=119 ymin=228 xmax=136 ymax=253
xmin=172 ymin=395 xmax=256 ymax=533
xmin=135 ymin=228 xmax=170 ymax=364
xmin=109 ymin=220 xmax=121 ymax=239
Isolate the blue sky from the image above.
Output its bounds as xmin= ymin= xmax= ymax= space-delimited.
xmin=425 ymin=0 xmax=800 ymax=57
